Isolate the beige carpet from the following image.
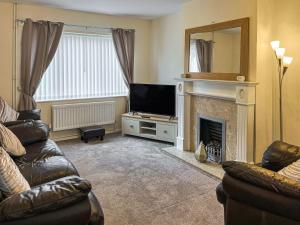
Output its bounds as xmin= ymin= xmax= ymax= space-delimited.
xmin=58 ymin=134 xmax=224 ymax=225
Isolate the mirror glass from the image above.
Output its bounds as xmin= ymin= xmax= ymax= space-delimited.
xmin=189 ymin=27 xmax=241 ymax=73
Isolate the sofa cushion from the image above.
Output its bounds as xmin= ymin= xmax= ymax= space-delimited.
xmin=17 ymin=109 xmax=41 ymax=121
xmin=7 ymin=121 xmax=49 ymax=146
xmin=17 ymin=156 xmax=79 ymax=187
xmin=0 ymin=97 xmax=19 ymax=123
xmin=262 ymin=141 xmax=300 ymax=171
xmin=0 ymin=147 xmax=30 ymax=197
xmin=15 ymin=140 xmax=64 ymax=164
xmin=0 ymin=123 xmax=26 ymax=157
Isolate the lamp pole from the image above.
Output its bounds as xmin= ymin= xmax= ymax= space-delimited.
xmin=270 ymin=41 xmax=293 ymax=142
xmin=278 ymin=60 xmax=283 ymax=141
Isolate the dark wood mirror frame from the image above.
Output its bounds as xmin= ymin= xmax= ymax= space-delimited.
xmin=184 ymin=18 xmax=249 ymax=81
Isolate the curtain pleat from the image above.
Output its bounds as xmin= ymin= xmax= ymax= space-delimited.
xmin=19 ymin=18 xmax=64 ymax=110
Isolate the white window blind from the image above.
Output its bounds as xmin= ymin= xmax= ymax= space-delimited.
xmin=35 ymin=32 xmax=128 ymax=101
xmin=189 ymin=40 xmax=200 ymax=72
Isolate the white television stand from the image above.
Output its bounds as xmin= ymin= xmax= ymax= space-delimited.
xmin=122 ymin=113 xmax=178 ymax=144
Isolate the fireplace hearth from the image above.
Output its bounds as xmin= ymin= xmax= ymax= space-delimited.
xmin=198 ymin=115 xmax=226 ymax=163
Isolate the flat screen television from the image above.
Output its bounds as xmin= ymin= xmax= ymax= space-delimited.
xmin=130 ymin=83 xmax=176 ymax=117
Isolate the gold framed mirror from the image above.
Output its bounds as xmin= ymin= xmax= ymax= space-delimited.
xmin=184 ymin=18 xmax=249 ymax=81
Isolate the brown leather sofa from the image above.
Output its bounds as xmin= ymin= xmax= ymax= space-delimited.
xmin=217 ymin=141 xmax=300 ymax=225
xmin=1 ymin=110 xmax=104 ymax=225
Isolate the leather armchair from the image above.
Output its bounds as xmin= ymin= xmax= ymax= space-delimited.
xmin=217 ymin=141 xmax=300 ymax=225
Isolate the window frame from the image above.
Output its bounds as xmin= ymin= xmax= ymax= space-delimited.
xmin=35 ymin=31 xmax=128 ymax=102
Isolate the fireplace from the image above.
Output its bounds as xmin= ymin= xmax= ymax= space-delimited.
xmin=197 ymin=115 xmax=226 ymax=163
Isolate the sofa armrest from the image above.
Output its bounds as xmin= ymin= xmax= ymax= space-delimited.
xmin=18 ymin=109 xmax=41 ymax=121
xmin=223 ymin=161 xmax=300 ymax=199
xmin=7 ymin=120 xmax=49 ymax=146
xmin=216 ymin=183 xmax=226 ymax=204
xmin=0 ymin=176 xmax=91 ymax=222
xmin=2 ymin=120 xmax=34 ymax=127
xmin=262 ymin=141 xmax=300 ymax=171
xmin=222 ymin=174 xmax=300 ymax=222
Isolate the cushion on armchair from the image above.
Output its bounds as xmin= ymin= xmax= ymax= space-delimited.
xmin=223 ymin=161 xmax=300 ymax=200
xmin=0 ymin=176 xmax=91 ymax=222
xmin=262 ymin=141 xmax=300 ymax=171
xmin=278 ymin=159 xmax=300 ymax=182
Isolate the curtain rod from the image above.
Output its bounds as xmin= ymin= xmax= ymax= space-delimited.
xmin=15 ymin=19 xmax=135 ymax=32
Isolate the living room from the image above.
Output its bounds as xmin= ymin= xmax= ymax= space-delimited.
xmin=0 ymin=0 xmax=299 ymax=225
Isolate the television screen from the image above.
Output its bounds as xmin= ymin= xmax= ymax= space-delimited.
xmin=130 ymin=83 xmax=176 ymax=117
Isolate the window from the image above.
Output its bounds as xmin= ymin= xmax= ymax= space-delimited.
xmin=35 ymin=32 xmax=128 ymax=101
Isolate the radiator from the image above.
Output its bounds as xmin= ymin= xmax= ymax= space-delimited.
xmin=52 ymin=101 xmax=115 ymax=131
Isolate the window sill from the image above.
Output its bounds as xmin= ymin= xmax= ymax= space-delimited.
xmin=36 ymin=95 xmax=128 ymax=103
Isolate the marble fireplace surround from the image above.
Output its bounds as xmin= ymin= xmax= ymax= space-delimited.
xmin=176 ymin=78 xmax=257 ymax=163
xmin=191 ymin=96 xmax=237 ymax=161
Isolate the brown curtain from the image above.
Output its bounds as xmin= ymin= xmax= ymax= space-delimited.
xmin=18 ymin=18 xmax=64 ymax=111
xmin=195 ymin=39 xmax=213 ymax=72
xmin=112 ymin=28 xmax=135 ymax=89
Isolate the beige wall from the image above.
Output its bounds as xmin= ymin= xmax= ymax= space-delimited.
xmin=272 ymin=0 xmax=300 ymax=146
xmin=0 ymin=3 xmax=13 ymax=105
xmin=0 ymin=2 xmax=152 ymax=140
xmin=255 ymin=0 xmax=275 ymax=161
xmin=150 ymin=12 xmax=184 ymax=84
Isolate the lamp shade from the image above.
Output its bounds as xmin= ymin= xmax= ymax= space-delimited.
xmin=276 ymin=48 xmax=286 ymax=59
xmin=271 ymin=40 xmax=280 ymax=50
xmin=283 ymin=56 xmax=293 ymax=67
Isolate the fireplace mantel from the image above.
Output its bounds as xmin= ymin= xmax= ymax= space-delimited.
xmin=176 ymin=78 xmax=258 ymax=163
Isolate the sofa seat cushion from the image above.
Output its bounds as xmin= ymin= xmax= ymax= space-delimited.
xmin=15 ymin=140 xmax=64 ymax=164
xmin=17 ymin=156 xmax=79 ymax=186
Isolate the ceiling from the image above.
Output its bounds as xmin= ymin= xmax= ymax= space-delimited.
xmin=9 ymin=0 xmax=189 ymax=19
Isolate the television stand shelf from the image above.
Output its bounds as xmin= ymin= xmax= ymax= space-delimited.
xmin=122 ymin=113 xmax=178 ymax=144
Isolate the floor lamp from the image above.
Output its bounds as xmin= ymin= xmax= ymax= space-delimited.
xmin=270 ymin=40 xmax=293 ymax=141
